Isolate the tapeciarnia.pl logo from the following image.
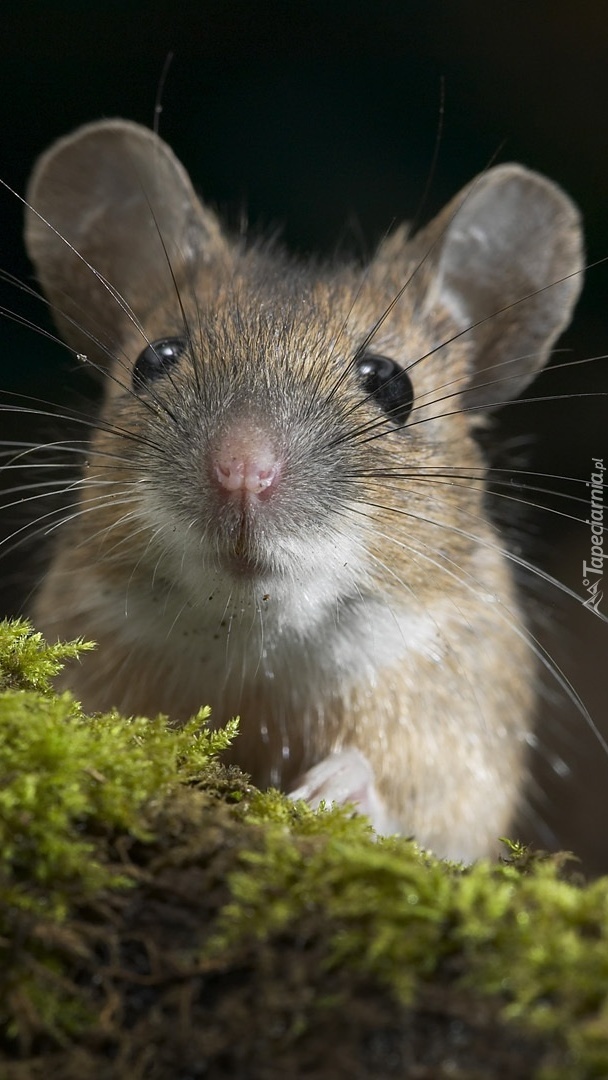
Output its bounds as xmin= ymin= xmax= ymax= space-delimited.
xmin=582 ymin=457 xmax=605 ymax=615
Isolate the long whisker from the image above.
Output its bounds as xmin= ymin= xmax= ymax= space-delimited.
xmin=354 ymin=499 xmax=608 ymax=749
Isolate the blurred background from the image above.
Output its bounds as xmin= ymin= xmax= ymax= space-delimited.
xmin=0 ymin=0 xmax=606 ymax=869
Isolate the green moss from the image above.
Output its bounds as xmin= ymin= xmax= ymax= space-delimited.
xmin=1 ymin=618 xmax=608 ymax=1077
xmin=0 ymin=620 xmax=237 ymax=917
xmin=0 ymin=619 xmax=239 ymax=1049
xmin=0 ymin=618 xmax=94 ymax=693
xmin=212 ymin=802 xmax=608 ymax=1073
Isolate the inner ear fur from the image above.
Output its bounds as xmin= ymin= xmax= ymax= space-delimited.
xmin=384 ymin=165 xmax=584 ymax=411
xmin=25 ymin=119 xmax=228 ymax=368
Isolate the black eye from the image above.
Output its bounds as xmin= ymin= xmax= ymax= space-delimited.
xmin=356 ymin=352 xmax=414 ymax=425
xmin=132 ymin=337 xmax=187 ymax=392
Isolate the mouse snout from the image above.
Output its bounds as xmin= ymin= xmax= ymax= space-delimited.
xmin=211 ymin=421 xmax=282 ymax=502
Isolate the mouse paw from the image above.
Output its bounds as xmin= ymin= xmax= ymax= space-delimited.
xmin=288 ymin=747 xmax=394 ymax=834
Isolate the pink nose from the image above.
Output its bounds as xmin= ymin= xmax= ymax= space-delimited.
xmin=212 ymin=425 xmax=282 ymax=499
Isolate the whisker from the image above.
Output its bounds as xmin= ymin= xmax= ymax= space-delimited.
xmin=355 ymin=499 xmax=608 ymax=752
xmin=341 ymin=467 xmax=598 ymax=524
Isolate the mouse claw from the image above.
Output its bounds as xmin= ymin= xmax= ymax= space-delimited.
xmin=288 ymin=747 xmax=395 ymax=834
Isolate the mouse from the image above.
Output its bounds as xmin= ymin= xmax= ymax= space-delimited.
xmin=18 ymin=118 xmax=583 ymax=861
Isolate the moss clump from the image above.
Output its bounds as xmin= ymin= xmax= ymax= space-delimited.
xmin=0 ymin=619 xmax=238 ymax=915
xmin=0 ymin=618 xmax=608 ymax=1078
xmin=213 ymin=804 xmax=608 ymax=1076
xmin=0 ymin=618 xmax=94 ymax=693
xmin=0 ymin=619 xmax=238 ymax=1049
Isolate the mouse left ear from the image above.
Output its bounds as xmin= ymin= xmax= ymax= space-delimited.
xmin=25 ymin=119 xmax=230 ymax=368
xmin=413 ymin=164 xmax=584 ymax=410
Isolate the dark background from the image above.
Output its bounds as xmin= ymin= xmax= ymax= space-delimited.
xmin=0 ymin=1 xmax=607 ymax=868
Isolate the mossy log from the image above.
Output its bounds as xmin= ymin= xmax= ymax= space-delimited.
xmin=0 ymin=619 xmax=606 ymax=1079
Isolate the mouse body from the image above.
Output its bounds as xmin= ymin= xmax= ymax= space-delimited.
xmin=23 ymin=120 xmax=583 ymax=860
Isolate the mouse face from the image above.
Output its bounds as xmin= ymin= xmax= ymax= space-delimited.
xmin=83 ymin=256 xmax=474 ymax=621
xmin=20 ymin=120 xmax=585 ymax=859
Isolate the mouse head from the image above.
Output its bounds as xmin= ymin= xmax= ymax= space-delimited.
xmin=23 ymin=121 xmax=583 ymax=604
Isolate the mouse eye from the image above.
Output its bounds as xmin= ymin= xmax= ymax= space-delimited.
xmin=356 ymin=352 xmax=414 ymax=425
xmin=132 ymin=337 xmax=187 ymax=392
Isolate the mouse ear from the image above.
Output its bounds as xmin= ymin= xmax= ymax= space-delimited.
xmin=415 ymin=164 xmax=584 ymax=411
xmin=24 ymin=119 xmax=229 ymax=368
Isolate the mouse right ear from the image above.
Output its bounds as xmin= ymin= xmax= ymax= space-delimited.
xmin=24 ymin=119 xmax=230 ymax=369
xmin=410 ymin=164 xmax=584 ymax=411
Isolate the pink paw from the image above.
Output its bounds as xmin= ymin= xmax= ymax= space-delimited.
xmin=288 ymin=747 xmax=395 ymax=834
